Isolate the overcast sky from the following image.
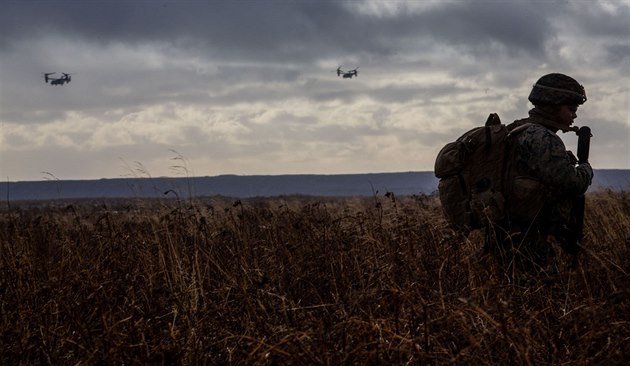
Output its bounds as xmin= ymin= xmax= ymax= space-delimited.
xmin=1 ymin=0 xmax=628 ymax=182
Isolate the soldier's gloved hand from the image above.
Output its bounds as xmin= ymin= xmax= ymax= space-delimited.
xmin=566 ymin=150 xmax=578 ymax=165
xmin=577 ymin=162 xmax=593 ymax=183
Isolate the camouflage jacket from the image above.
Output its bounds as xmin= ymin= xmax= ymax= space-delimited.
xmin=508 ymin=109 xmax=593 ymax=197
xmin=505 ymin=109 xmax=593 ymax=226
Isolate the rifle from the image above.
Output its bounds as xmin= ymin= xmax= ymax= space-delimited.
xmin=566 ymin=126 xmax=592 ymax=265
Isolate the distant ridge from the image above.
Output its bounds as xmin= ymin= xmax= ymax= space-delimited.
xmin=1 ymin=170 xmax=628 ymax=201
xmin=2 ymin=172 xmax=438 ymax=201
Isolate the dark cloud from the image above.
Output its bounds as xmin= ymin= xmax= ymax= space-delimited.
xmin=572 ymin=1 xmax=630 ymax=37
xmin=1 ymin=0 xmax=565 ymax=61
xmin=1 ymin=1 xmax=375 ymax=61
xmin=385 ymin=0 xmax=558 ymax=58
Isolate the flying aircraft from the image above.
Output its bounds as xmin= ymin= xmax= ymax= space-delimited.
xmin=336 ymin=66 xmax=359 ymax=79
xmin=44 ymin=72 xmax=72 ymax=85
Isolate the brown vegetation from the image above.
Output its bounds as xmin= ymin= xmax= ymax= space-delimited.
xmin=1 ymin=191 xmax=628 ymax=365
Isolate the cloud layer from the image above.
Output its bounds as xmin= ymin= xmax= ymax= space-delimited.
xmin=1 ymin=0 xmax=628 ymax=181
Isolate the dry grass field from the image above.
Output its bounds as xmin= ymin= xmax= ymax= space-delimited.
xmin=1 ymin=191 xmax=628 ymax=365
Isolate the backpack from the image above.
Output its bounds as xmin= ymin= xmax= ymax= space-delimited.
xmin=434 ymin=113 xmax=530 ymax=232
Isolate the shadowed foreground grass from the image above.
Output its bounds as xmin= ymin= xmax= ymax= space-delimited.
xmin=1 ymin=191 xmax=628 ymax=365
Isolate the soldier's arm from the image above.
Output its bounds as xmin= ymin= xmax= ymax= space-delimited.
xmin=524 ymin=129 xmax=593 ymax=196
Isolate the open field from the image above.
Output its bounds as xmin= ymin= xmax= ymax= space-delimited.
xmin=1 ymin=191 xmax=628 ymax=365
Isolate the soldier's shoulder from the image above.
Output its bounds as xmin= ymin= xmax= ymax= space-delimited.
xmin=520 ymin=123 xmax=557 ymax=139
xmin=509 ymin=119 xmax=550 ymax=134
xmin=513 ymin=122 xmax=564 ymax=150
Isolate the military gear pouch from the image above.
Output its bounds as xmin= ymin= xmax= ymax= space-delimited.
xmin=438 ymin=175 xmax=471 ymax=228
xmin=434 ymin=141 xmax=466 ymax=178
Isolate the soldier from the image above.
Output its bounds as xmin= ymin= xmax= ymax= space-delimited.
xmin=492 ymin=73 xmax=593 ymax=272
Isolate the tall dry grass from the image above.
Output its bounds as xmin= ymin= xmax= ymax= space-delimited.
xmin=1 ymin=191 xmax=628 ymax=365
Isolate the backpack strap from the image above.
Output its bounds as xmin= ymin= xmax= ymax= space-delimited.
xmin=507 ymin=122 xmax=534 ymax=138
xmin=483 ymin=113 xmax=502 ymax=153
xmin=501 ymin=122 xmax=536 ymax=226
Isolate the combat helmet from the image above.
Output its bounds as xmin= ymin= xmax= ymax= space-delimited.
xmin=528 ymin=73 xmax=587 ymax=105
